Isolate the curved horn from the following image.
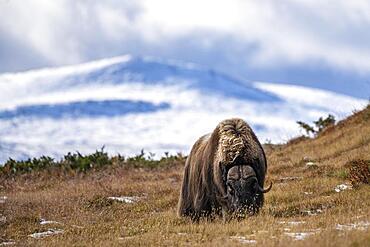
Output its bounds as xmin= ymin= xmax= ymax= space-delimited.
xmin=256 ymin=181 xmax=272 ymax=193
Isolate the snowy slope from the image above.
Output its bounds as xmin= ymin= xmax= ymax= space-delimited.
xmin=0 ymin=55 xmax=367 ymax=163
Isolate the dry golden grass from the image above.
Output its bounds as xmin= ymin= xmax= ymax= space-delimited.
xmin=1 ymin=106 xmax=369 ymax=246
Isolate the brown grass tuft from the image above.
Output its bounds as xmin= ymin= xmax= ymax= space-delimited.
xmin=345 ymin=159 xmax=370 ymax=186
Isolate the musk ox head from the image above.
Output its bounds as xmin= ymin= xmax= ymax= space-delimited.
xmin=223 ymin=164 xmax=272 ymax=218
xmin=223 ymin=157 xmax=272 ymax=218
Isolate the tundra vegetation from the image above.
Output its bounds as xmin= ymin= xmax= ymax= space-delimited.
xmin=297 ymin=114 xmax=336 ymax=136
xmin=0 ymin=105 xmax=369 ymax=246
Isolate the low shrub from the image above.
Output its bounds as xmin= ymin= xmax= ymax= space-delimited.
xmin=0 ymin=148 xmax=185 ymax=177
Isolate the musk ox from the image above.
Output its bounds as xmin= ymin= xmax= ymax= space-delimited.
xmin=178 ymin=118 xmax=272 ymax=220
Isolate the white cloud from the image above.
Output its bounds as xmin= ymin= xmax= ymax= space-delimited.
xmin=0 ymin=0 xmax=370 ymax=73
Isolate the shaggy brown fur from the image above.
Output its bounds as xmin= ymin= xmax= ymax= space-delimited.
xmin=178 ymin=118 xmax=268 ymax=219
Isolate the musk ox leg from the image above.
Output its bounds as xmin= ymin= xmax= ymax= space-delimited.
xmin=193 ymin=196 xmax=212 ymax=219
xmin=178 ymin=164 xmax=193 ymax=217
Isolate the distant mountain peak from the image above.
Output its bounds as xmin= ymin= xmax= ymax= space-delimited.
xmin=0 ymin=55 xmax=367 ymax=164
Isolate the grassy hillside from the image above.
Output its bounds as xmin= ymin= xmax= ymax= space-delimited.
xmin=1 ymin=105 xmax=369 ymax=246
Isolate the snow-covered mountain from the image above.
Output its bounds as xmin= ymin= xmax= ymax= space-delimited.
xmin=0 ymin=55 xmax=367 ymax=163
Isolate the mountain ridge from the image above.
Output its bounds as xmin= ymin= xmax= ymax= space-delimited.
xmin=0 ymin=55 xmax=367 ymax=163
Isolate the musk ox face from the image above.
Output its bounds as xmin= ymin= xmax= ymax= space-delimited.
xmin=225 ymin=165 xmax=259 ymax=216
xmin=224 ymin=165 xmax=271 ymax=218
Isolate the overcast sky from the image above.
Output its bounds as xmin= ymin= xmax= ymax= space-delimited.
xmin=0 ymin=0 xmax=369 ymax=98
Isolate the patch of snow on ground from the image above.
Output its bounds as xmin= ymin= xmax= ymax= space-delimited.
xmin=230 ymin=236 xmax=257 ymax=244
xmin=39 ymin=219 xmax=62 ymax=225
xmin=279 ymin=221 xmax=306 ymax=225
xmin=29 ymin=229 xmax=64 ymax=239
xmin=0 ymin=241 xmax=15 ymax=246
xmin=336 ymin=221 xmax=370 ymax=231
xmin=305 ymin=162 xmax=318 ymax=169
xmin=334 ymin=184 xmax=353 ymax=193
xmin=305 ymin=162 xmax=315 ymax=166
xmin=284 ymin=232 xmax=315 ymax=241
xmin=301 ymin=209 xmax=323 ymax=216
xmin=118 ymin=236 xmax=135 ymax=241
xmin=108 ymin=196 xmax=140 ymax=203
